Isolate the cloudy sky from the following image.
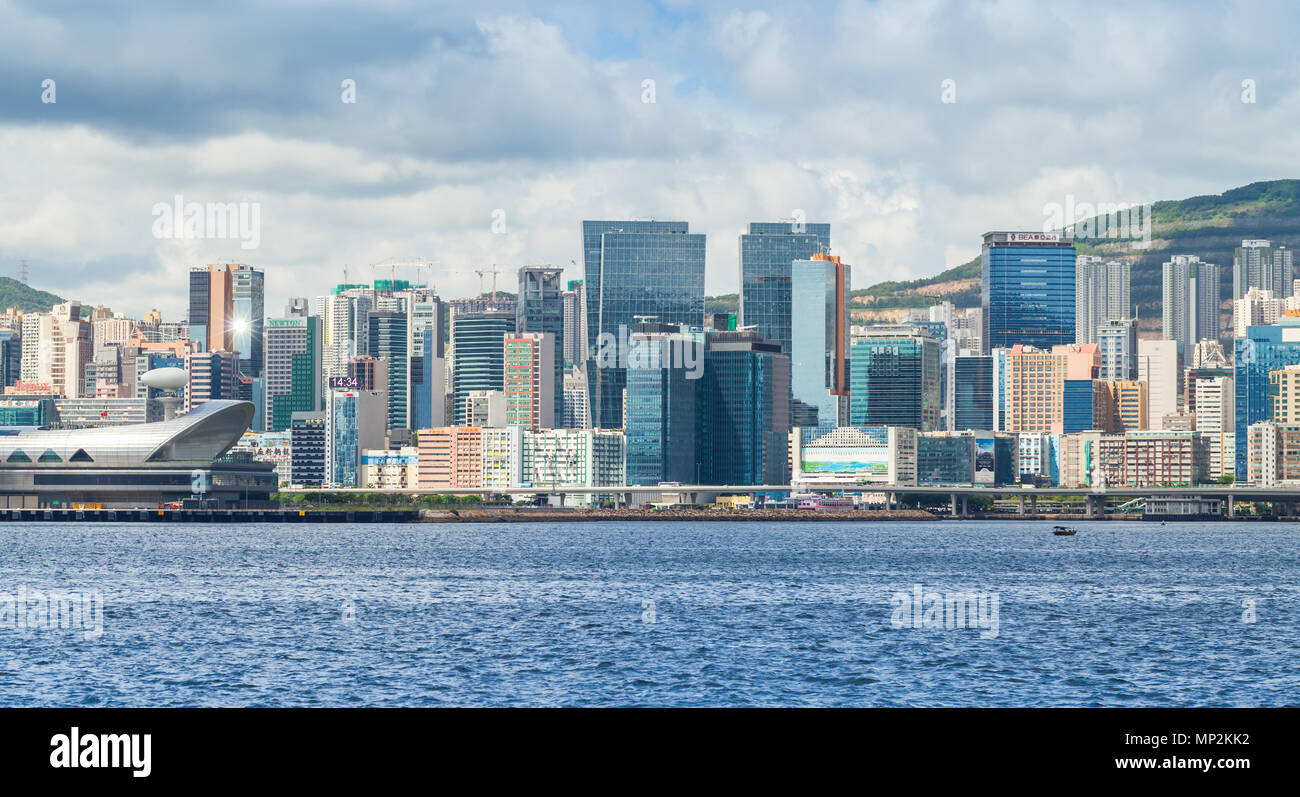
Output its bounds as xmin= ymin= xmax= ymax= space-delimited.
xmin=1 ymin=0 xmax=1298 ymax=319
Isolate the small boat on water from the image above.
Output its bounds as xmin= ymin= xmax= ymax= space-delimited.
xmin=1052 ymin=525 xmax=1077 ymax=536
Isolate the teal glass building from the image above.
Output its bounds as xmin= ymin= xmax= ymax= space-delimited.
xmin=848 ymin=327 xmax=941 ymax=430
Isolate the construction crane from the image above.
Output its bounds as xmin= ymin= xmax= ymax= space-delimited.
xmin=367 ymin=258 xmax=435 ymax=291
xmin=475 ymin=266 xmax=502 ymax=298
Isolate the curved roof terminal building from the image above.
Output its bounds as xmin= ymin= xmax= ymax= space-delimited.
xmin=0 ymin=400 xmax=276 ymax=509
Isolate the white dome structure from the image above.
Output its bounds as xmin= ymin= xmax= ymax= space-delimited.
xmin=140 ymin=367 xmax=189 ymax=391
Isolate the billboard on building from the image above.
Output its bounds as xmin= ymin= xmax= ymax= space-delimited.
xmin=974 ymin=435 xmax=995 ymax=484
xmin=800 ymin=446 xmax=890 ymax=475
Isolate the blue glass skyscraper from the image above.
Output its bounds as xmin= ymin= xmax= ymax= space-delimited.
xmin=981 ymin=231 xmax=1076 ymax=352
xmin=623 ymin=325 xmax=701 ymax=485
xmin=698 ymin=331 xmax=791 ymax=485
xmin=952 ymin=355 xmax=994 ymax=430
xmin=790 ymin=254 xmax=849 ymax=427
xmin=1234 ymin=320 xmax=1300 ymax=475
xmin=740 ymin=221 xmax=830 ymax=354
xmin=581 ymin=221 xmax=705 ymax=429
xmin=451 ymin=311 xmax=514 ymax=425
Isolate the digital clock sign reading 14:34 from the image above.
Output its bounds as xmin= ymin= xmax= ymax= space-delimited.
xmin=329 ymin=376 xmax=360 ymax=390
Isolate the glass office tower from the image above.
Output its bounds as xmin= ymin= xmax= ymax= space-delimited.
xmin=848 ymin=326 xmax=942 ymax=430
xmin=623 ymin=325 xmax=701 ymax=485
xmin=1234 ymin=319 xmax=1300 ymax=475
xmin=699 ymin=331 xmax=791 ymax=485
xmin=740 ymin=221 xmax=831 ymax=354
xmin=581 ymin=221 xmax=705 ymax=429
xmin=451 ymin=311 xmax=514 ymax=426
xmin=981 ymin=232 xmax=1076 ymax=352
xmin=952 ymin=355 xmax=994 ymax=431
xmin=367 ymin=311 xmax=408 ymax=432
xmin=790 ymin=254 xmax=850 ymax=428
xmin=231 ymin=264 xmax=265 ymax=378
xmin=517 ymin=266 xmax=565 ymax=425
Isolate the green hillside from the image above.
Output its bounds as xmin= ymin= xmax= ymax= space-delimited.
xmin=705 ymin=179 xmax=1300 ymax=315
xmin=0 ymin=276 xmax=63 ymax=313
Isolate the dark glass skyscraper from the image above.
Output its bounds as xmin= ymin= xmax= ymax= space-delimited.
xmin=581 ymin=221 xmax=705 ymax=429
xmin=517 ymin=266 xmax=565 ymax=425
xmin=367 ymin=311 xmax=408 ymax=432
xmin=952 ymin=355 xmax=994 ymax=431
xmin=451 ymin=311 xmax=514 ymax=425
xmin=698 ymin=330 xmax=791 ymax=485
xmin=848 ymin=326 xmax=942 ymax=430
xmin=981 ymin=232 xmax=1076 ymax=352
xmin=623 ymin=325 xmax=701 ymax=485
xmin=740 ymin=221 xmax=831 ymax=354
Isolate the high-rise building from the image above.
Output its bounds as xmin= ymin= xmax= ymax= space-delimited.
xmin=1196 ymin=373 xmax=1234 ymax=479
xmin=581 ymin=220 xmax=705 ymax=428
xmin=981 ymin=231 xmax=1076 ymax=352
xmin=231 ymin=265 xmax=265 ymax=378
xmin=1094 ymin=380 xmax=1147 ymax=432
xmin=367 ymin=311 xmax=409 ymax=433
xmin=1096 ymin=319 xmax=1137 ymax=381
xmin=451 ymin=311 xmax=513 ymax=425
xmin=790 ymin=253 xmax=851 ymax=428
xmin=416 ymin=426 xmax=482 ymax=489
xmin=0 ymin=330 xmax=21 ymax=388
xmin=410 ymin=328 xmax=446 ymax=431
xmin=327 ymin=388 xmax=385 ymax=487
xmin=698 ymin=330 xmax=791 ymax=485
xmin=1233 ymin=287 xmax=1284 ymax=337
xmin=623 ymin=325 xmax=701 ymax=485
xmin=561 ymin=280 xmax=585 ymax=366
xmin=503 ymin=332 xmax=557 ymax=431
xmin=1233 ymin=239 xmax=1294 ymax=300
xmin=347 ymin=357 xmax=388 ymax=393
xmin=1162 ymin=255 xmax=1221 ymax=346
xmin=263 ymin=316 xmax=322 ymax=432
xmin=185 ymin=349 xmax=239 ymax=410
xmin=849 ymin=325 xmax=941 ymax=431
xmin=562 ymin=366 xmax=590 ymax=429
xmin=465 ymin=390 xmax=506 ymax=428
xmin=1075 ymin=256 xmax=1131 ymax=344
xmin=289 ymin=411 xmax=327 ymax=487
xmin=1138 ymin=338 xmax=1181 ymax=430
xmin=20 ymin=302 xmax=91 ymax=398
xmin=739 ymin=221 xmax=831 ymax=354
xmin=522 ymin=428 xmax=626 ymax=505
xmin=189 ymin=264 xmax=263 ymax=376
xmin=1233 ymin=318 xmax=1300 ymax=475
xmin=1000 ymin=343 xmax=1099 ymax=434
xmin=951 ymin=355 xmax=994 ymax=431
xmin=516 ymin=267 xmax=565 ymax=420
